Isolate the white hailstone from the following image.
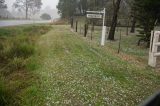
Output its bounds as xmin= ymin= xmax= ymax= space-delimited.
xmin=55 ymin=101 xmax=60 ymax=104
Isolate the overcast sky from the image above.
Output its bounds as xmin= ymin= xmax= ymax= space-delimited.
xmin=6 ymin=0 xmax=59 ymax=10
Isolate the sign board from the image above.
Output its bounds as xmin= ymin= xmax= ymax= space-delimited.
xmin=86 ymin=8 xmax=106 ymax=46
xmin=87 ymin=14 xmax=102 ymax=19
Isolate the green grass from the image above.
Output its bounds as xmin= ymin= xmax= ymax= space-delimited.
xmin=79 ymin=26 xmax=149 ymax=59
xmin=0 ymin=76 xmax=13 ymax=106
xmin=0 ymin=25 xmax=51 ymax=37
xmin=0 ymin=24 xmax=52 ymax=106
xmin=34 ymin=25 xmax=160 ymax=106
xmin=0 ymin=24 xmax=159 ymax=105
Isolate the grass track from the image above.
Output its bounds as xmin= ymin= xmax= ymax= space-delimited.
xmin=35 ymin=25 xmax=160 ymax=106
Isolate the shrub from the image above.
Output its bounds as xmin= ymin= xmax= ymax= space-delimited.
xmin=40 ymin=13 xmax=52 ymax=20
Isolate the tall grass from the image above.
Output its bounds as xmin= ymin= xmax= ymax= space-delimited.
xmin=9 ymin=41 xmax=35 ymax=59
xmin=0 ymin=76 xmax=15 ymax=106
xmin=0 ymin=24 xmax=51 ymax=105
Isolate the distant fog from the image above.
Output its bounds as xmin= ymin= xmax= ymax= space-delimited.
xmin=0 ymin=0 xmax=60 ymax=20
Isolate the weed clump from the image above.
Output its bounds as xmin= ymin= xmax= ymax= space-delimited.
xmin=5 ymin=58 xmax=25 ymax=74
xmin=9 ymin=42 xmax=35 ymax=59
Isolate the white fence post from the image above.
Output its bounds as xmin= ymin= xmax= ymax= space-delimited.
xmin=148 ymin=31 xmax=160 ymax=67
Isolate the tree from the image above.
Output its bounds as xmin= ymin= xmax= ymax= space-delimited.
xmin=0 ymin=0 xmax=7 ymax=18
xmin=108 ymin=0 xmax=122 ymax=40
xmin=40 ymin=13 xmax=51 ymax=20
xmin=130 ymin=9 xmax=136 ymax=33
xmin=13 ymin=0 xmax=42 ymax=19
xmin=57 ymin=0 xmax=77 ymax=18
xmin=78 ymin=0 xmax=88 ymax=14
xmin=0 ymin=0 xmax=7 ymax=9
xmin=134 ymin=0 xmax=160 ymax=47
xmin=56 ymin=0 xmax=108 ymax=18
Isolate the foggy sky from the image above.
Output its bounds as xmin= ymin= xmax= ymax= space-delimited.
xmin=5 ymin=0 xmax=59 ymax=11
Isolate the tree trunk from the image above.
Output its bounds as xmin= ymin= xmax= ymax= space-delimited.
xmin=26 ymin=8 xmax=28 ymax=19
xmin=84 ymin=24 xmax=88 ymax=37
xmin=130 ymin=17 xmax=136 ymax=33
xmin=108 ymin=0 xmax=121 ymax=40
xmin=25 ymin=0 xmax=28 ymax=19
xmin=71 ymin=17 xmax=74 ymax=28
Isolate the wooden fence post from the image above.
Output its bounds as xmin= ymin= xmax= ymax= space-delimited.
xmin=91 ymin=21 xmax=94 ymax=40
xmin=126 ymin=18 xmax=129 ymax=36
xmin=80 ymin=23 xmax=82 ymax=34
xmin=118 ymin=29 xmax=122 ymax=54
xmin=71 ymin=17 xmax=74 ymax=28
xmin=84 ymin=24 xmax=88 ymax=37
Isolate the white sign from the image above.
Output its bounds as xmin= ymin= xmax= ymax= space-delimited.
xmin=87 ymin=14 xmax=102 ymax=19
xmin=86 ymin=8 xmax=106 ymax=46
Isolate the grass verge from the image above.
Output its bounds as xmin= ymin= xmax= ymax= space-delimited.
xmin=35 ymin=25 xmax=160 ymax=105
xmin=0 ymin=24 xmax=51 ymax=106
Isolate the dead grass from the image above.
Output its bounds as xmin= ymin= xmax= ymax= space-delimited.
xmin=51 ymin=19 xmax=69 ymax=25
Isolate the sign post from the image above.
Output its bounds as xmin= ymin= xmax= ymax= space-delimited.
xmin=86 ymin=8 xmax=106 ymax=46
xmin=101 ymin=8 xmax=106 ymax=46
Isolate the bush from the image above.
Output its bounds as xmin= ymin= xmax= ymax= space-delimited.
xmin=40 ymin=13 xmax=52 ymax=20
